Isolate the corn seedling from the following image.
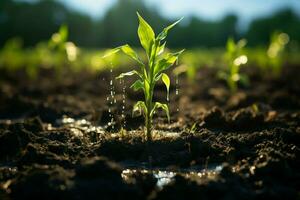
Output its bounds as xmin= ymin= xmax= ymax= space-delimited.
xmin=48 ymin=25 xmax=79 ymax=75
xmin=267 ymin=32 xmax=289 ymax=76
xmin=218 ymin=38 xmax=248 ymax=93
xmin=103 ymin=12 xmax=184 ymax=141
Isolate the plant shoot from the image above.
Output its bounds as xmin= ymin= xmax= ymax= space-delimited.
xmin=103 ymin=13 xmax=184 ymax=141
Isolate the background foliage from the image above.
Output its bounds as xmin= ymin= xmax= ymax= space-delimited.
xmin=1 ymin=0 xmax=300 ymax=48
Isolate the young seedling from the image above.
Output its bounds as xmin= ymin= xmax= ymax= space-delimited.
xmin=48 ymin=25 xmax=78 ymax=75
xmin=267 ymin=31 xmax=289 ymax=76
xmin=218 ymin=38 xmax=248 ymax=93
xmin=103 ymin=12 xmax=184 ymax=141
xmin=49 ymin=25 xmax=68 ymax=52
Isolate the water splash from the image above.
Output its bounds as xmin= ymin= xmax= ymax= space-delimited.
xmin=120 ymin=78 xmax=127 ymax=130
xmin=175 ymin=75 xmax=179 ymax=112
xmin=107 ymin=64 xmax=116 ymax=131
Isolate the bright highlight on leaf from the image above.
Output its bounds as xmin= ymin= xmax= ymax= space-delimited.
xmin=102 ymin=12 xmax=184 ymax=141
xmin=116 ymin=70 xmax=142 ymax=79
xmin=161 ymin=73 xmax=170 ymax=100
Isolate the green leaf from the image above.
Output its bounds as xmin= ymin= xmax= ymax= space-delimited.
xmin=157 ymin=17 xmax=183 ymax=41
xmin=154 ymin=49 xmax=185 ymax=75
xmin=157 ymin=41 xmax=166 ymax=56
xmin=102 ymin=47 xmax=121 ymax=58
xmin=59 ymin=25 xmax=68 ymax=42
xmin=161 ymin=73 xmax=170 ymax=101
xmin=132 ymin=101 xmax=147 ymax=116
xmin=154 ymin=73 xmax=162 ymax=82
xmin=102 ymin=44 xmax=144 ymax=66
xmin=151 ymin=102 xmax=170 ymax=122
xmin=130 ymin=80 xmax=144 ymax=91
xmin=137 ymin=12 xmax=155 ymax=56
xmin=116 ymin=70 xmax=142 ymax=79
xmin=120 ymin=44 xmax=144 ymax=65
xmin=226 ymin=38 xmax=235 ymax=53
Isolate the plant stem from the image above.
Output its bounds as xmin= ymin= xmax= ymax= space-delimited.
xmin=145 ymin=110 xmax=151 ymax=141
xmin=145 ymin=41 xmax=158 ymax=141
xmin=145 ymin=84 xmax=153 ymax=141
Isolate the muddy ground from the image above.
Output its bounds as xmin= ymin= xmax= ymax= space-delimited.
xmin=0 ymin=65 xmax=299 ymax=200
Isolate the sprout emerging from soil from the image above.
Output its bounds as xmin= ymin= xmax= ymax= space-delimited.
xmin=103 ymin=12 xmax=184 ymax=141
xmin=48 ymin=25 xmax=79 ymax=74
xmin=218 ymin=38 xmax=249 ymax=93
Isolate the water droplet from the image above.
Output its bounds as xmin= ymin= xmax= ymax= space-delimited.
xmin=106 ymin=63 xmax=116 ymax=131
xmin=120 ymin=78 xmax=127 ymax=129
xmin=175 ymin=75 xmax=180 ymax=113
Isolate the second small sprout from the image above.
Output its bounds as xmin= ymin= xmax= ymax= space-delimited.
xmin=219 ymin=38 xmax=248 ymax=93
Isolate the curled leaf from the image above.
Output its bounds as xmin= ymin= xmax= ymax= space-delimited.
xmin=132 ymin=101 xmax=147 ymax=117
xmin=151 ymin=102 xmax=170 ymax=122
xmin=116 ymin=70 xmax=142 ymax=79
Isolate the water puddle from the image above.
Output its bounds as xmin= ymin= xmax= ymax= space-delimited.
xmin=152 ymin=130 xmax=181 ymax=138
xmin=121 ymin=165 xmax=223 ymax=189
xmin=56 ymin=116 xmax=105 ymax=137
xmin=55 ymin=116 xmax=182 ymax=139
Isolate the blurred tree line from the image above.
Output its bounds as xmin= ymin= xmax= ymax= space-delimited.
xmin=1 ymin=0 xmax=300 ymax=48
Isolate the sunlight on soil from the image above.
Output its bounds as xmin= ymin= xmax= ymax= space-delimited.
xmin=122 ymin=165 xmax=223 ymax=189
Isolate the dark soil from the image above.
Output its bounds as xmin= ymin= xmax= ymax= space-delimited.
xmin=0 ymin=65 xmax=299 ymax=200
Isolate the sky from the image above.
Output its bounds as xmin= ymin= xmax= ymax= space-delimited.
xmin=57 ymin=0 xmax=300 ymax=30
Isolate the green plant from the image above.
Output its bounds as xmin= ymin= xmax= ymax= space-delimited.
xmin=218 ymin=38 xmax=248 ymax=92
xmin=267 ymin=31 xmax=289 ymax=76
xmin=104 ymin=12 xmax=184 ymax=141
xmin=48 ymin=25 xmax=68 ymax=51
xmin=48 ymin=25 xmax=79 ymax=74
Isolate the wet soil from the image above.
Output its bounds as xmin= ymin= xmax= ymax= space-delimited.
xmin=0 ymin=65 xmax=299 ymax=200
